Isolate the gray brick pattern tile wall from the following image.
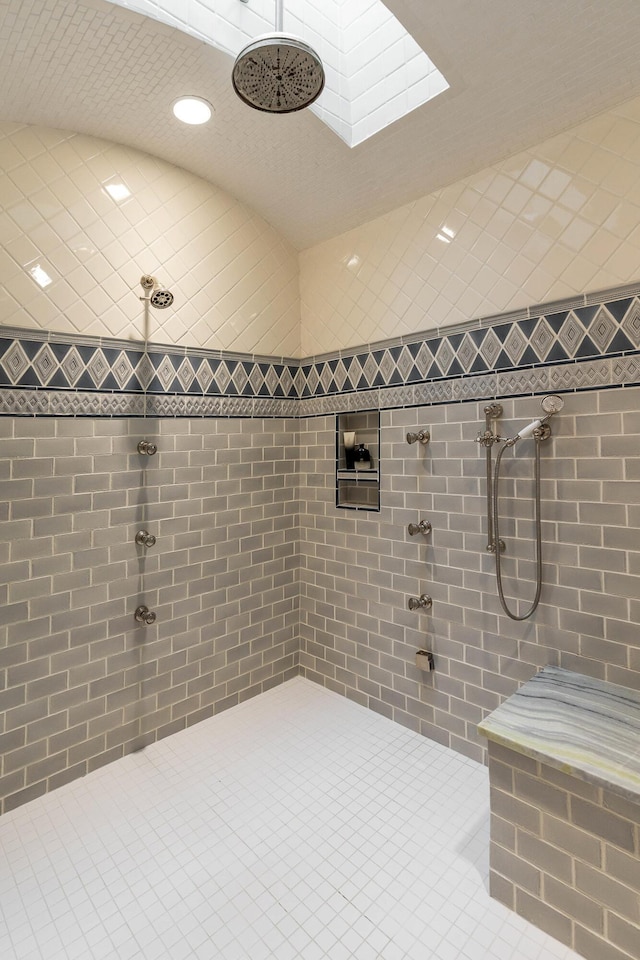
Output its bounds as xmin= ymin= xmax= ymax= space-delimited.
xmin=0 ymin=417 xmax=300 ymax=814
xmin=298 ymin=386 xmax=640 ymax=761
xmin=488 ymin=742 xmax=640 ymax=960
xmin=2 ymin=382 xmax=639 ymax=816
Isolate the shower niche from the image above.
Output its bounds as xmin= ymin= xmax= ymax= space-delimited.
xmin=336 ymin=410 xmax=380 ymax=511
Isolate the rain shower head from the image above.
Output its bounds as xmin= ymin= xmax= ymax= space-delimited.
xmin=232 ymin=0 xmax=325 ymax=113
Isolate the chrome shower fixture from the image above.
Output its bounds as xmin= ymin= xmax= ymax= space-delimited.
xmin=232 ymin=0 xmax=325 ymax=113
xmin=135 ymin=530 xmax=157 ymax=548
xmin=137 ymin=439 xmax=157 ymax=456
xmin=408 ymin=594 xmax=433 ymax=612
xmin=408 ymin=519 xmax=432 ymax=537
xmin=406 ymin=429 xmax=430 ymax=445
xmin=139 ymin=275 xmax=174 ymax=309
xmin=481 ymin=393 xmax=565 ymax=622
xmin=541 ymin=394 xmax=565 ymax=416
xmin=134 ymin=604 xmax=156 ymax=625
xmin=508 ymin=394 xmax=565 ymax=446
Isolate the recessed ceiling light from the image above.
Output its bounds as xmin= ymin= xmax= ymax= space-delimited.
xmin=172 ymin=97 xmax=213 ymax=125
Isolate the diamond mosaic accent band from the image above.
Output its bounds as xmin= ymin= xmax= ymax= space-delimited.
xmin=0 ymin=285 xmax=639 ymax=416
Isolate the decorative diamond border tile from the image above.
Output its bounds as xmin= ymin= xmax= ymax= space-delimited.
xmin=1 ymin=285 xmax=639 ymax=417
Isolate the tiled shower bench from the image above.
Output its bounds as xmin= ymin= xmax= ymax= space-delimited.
xmin=478 ymin=665 xmax=640 ymax=960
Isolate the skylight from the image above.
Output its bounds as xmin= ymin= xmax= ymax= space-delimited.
xmin=107 ymin=0 xmax=449 ymax=147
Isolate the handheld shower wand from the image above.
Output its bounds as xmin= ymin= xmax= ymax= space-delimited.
xmin=505 ymin=395 xmax=565 ymax=446
xmin=492 ymin=395 xmax=564 ymax=620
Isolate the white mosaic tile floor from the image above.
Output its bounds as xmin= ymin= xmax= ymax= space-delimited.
xmin=0 ymin=678 xmax=580 ymax=960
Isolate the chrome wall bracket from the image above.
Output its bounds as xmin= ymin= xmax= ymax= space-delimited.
xmin=533 ymin=423 xmax=552 ymax=442
xmin=476 ymin=403 xmax=503 ymax=448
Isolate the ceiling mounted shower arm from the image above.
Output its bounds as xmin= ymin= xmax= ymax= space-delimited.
xmin=232 ymin=0 xmax=325 ymax=113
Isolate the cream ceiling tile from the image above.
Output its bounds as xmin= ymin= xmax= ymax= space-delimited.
xmin=604 ymin=242 xmax=640 ymax=282
xmin=47 ymin=278 xmax=78 ymax=311
xmin=559 ymin=257 xmax=601 ymax=293
xmin=49 ymin=209 xmax=83 ymax=240
xmin=5 ymin=270 xmax=44 ymax=307
xmin=559 ymin=218 xmax=596 ymax=254
xmin=5 ymin=235 xmax=42 ymax=269
xmin=0 ymin=139 xmax=26 ymax=172
xmin=119 ymin=227 xmax=146 ymax=258
xmin=47 ymin=244 xmax=82 ymax=276
xmin=26 ymin=296 xmax=63 ymax=329
xmin=66 ymin=265 xmax=96 ymax=298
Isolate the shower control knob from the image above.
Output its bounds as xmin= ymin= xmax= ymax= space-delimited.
xmin=408 ymin=520 xmax=432 ymax=537
xmin=134 ymin=605 xmax=156 ymax=625
xmin=137 ymin=440 xmax=157 ymax=456
xmin=408 ymin=594 xmax=433 ymax=612
xmin=406 ymin=430 xmax=430 ymax=445
xmin=135 ymin=530 xmax=157 ymax=548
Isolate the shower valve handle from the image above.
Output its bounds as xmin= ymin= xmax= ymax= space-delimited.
xmin=135 ymin=530 xmax=157 ymax=548
xmin=408 ymin=520 xmax=432 ymax=536
xmin=408 ymin=594 xmax=433 ymax=612
xmin=406 ymin=430 xmax=430 ymax=445
xmin=134 ymin=605 xmax=156 ymax=625
xmin=137 ymin=440 xmax=157 ymax=456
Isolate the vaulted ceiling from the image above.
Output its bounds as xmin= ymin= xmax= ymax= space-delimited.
xmin=3 ymin=0 xmax=640 ymax=249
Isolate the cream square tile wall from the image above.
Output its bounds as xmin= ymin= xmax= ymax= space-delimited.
xmin=299 ymin=95 xmax=640 ymax=357
xmin=0 ymin=416 xmax=299 ymax=814
xmin=298 ymin=386 xmax=640 ymax=761
xmin=0 ymin=123 xmax=300 ymax=357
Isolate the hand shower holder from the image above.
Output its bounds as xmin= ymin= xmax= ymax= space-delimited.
xmin=533 ymin=423 xmax=552 ymax=442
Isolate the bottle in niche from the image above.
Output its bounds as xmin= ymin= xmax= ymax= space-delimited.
xmin=354 ymin=443 xmax=372 ymax=471
xmin=343 ymin=431 xmax=356 ymax=469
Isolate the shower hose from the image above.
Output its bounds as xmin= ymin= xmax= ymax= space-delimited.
xmin=492 ymin=436 xmax=543 ymax=621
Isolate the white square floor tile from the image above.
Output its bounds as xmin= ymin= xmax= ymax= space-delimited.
xmin=0 ymin=678 xmax=580 ymax=959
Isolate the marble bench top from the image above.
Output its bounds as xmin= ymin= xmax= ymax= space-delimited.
xmin=478 ymin=665 xmax=640 ymax=802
